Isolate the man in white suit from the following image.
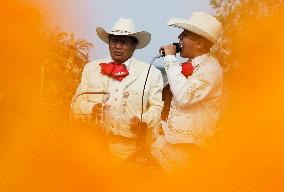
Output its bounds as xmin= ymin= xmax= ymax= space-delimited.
xmin=72 ymin=18 xmax=163 ymax=163
xmin=152 ymin=12 xmax=223 ymax=173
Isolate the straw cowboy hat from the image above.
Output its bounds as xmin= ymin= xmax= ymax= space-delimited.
xmin=167 ymin=12 xmax=222 ymax=43
xmin=96 ymin=18 xmax=151 ymax=49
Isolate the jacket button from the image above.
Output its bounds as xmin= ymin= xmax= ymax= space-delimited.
xmin=123 ymin=92 xmax=129 ymax=98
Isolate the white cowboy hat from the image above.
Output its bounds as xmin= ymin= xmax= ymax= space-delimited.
xmin=96 ymin=18 xmax=151 ymax=49
xmin=167 ymin=12 xmax=222 ymax=43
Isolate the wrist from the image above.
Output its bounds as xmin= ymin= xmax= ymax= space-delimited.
xmin=164 ymin=55 xmax=179 ymax=71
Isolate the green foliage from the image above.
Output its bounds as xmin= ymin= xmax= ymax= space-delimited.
xmin=40 ymin=28 xmax=93 ymax=105
xmin=210 ymin=0 xmax=284 ymax=73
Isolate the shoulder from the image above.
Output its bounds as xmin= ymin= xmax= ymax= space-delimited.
xmin=81 ymin=58 xmax=110 ymax=77
xmin=209 ymin=56 xmax=222 ymax=71
xmin=132 ymin=58 xmax=162 ymax=77
xmin=83 ymin=58 xmax=109 ymax=71
xmin=199 ymin=55 xmax=223 ymax=76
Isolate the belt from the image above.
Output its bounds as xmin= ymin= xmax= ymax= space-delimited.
xmin=172 ymin=143 xmax=200 ymax=153
xmin=108 ymin=133 xmax=136 ymax=143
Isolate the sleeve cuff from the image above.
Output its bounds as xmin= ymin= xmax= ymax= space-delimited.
xmin=164 ymin=55 xmax=177 ymax=62
xmin=164 ymin=55 xmax=179 ymax=71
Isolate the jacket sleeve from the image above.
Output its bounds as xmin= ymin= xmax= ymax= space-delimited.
xmin=142 ymin=69 xmax=164 ymax=128
xmin=71 ymin=65 xmax=98 ymax=115
xmin=165 ymin=55 xmax=221 ymax=108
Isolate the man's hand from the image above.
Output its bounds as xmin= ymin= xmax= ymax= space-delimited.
xmin=92 ymin=103 xmax=103 ymax=117
xmin=129 ymin=116 xmax=147 ymax=145
xmin=160 ymin=44 xmax=177 ymax=56
xmin=129 ymin=116 xmax=140 ymax=128
xmin=157 ymin=123 xmax=165 ymax=135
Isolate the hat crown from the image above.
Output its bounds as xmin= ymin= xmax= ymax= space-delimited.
xmin=189 ymin=12 xmax=222 ymax=40
xmin=168 ymin=12 xmax=222 ymax=43
xmin=111 ymin=18 xmax=136 ymax=34
xmin=96 ymin=18 xmax=151 ymax=49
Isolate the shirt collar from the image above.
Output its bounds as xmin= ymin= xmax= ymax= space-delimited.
xmin=108 ymin=56 xmax=133 ymax=69
xmin=190 ymin=53 xmax=210 ymax=68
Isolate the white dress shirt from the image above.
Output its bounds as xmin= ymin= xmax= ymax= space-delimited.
xmin=103 ymin=57 xmax=133 ymax=136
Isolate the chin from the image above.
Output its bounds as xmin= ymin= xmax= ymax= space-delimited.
xmin=180 ymin=52 xmax=192 ymax=59
xmin=112 ymin=56 xmax=122 ymax=62
xmin=180 ymin=52 xmax=186 ymax=58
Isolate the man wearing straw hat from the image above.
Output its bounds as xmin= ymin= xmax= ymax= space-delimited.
xmin=72 ymin=18 xmax=163 ymax=163
xmin=152 ymin=12 xmax=223 ymax=172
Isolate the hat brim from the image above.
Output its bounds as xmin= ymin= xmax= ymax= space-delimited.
xmin=96 ymin=27 xmax=151 ymax=49
xmin=167 ymin=18 xmax=216 ymax=43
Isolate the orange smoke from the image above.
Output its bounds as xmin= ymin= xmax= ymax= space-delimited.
xmin=0 ymin=1 xmax=284 ymax=192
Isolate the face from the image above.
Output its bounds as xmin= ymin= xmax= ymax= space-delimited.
xmin=178 ymin=30 xmax=200 ymax=59
xmin=109 ymin=35 xmax=137 ymax=63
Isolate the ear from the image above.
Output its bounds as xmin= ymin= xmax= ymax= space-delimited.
xmin=132 ymin=42 xmax=138 ymax=50
xmin=196 ymin=39 xmax=203 ymax=50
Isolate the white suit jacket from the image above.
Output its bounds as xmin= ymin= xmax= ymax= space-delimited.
xmin=162 ymin=53 xmax=223 ymax=146
xmin=71 ymin=57 xmax=164 ymax=138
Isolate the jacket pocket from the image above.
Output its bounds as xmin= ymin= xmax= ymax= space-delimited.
xmin=85 ymin=85 xmax=105 ymax=103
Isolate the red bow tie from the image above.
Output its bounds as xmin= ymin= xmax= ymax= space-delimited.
xmin=99 ymin=62 xmax=129 ymax=81
xmin=181 ymin=62 xmax=194 ymax=78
